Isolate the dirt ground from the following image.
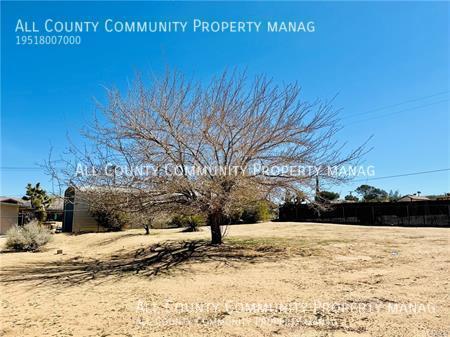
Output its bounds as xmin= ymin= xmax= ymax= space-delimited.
xmin=0 ymin=222 xmax=449 ymax=337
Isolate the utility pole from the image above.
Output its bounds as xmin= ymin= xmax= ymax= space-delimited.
xmin=315 ymin=175 xmax=320 ymax=197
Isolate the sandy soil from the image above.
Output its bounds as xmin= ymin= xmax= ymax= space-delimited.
xmin=0 ymin=222 xmax=449 ymax=337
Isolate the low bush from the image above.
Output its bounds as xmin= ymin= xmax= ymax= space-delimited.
xmin=168 ymin=214 xmax=205 ymax=232
xmin=90 ymin=209 xmax=130 ymax=231
xmin=183 ymin=215 xmax=204 ymax=232
xmin=168 ymin=215 xmax=185 ymax=228
xmin=241 ymin=201 xmax=272 ymax=223
xmin=5 ymin=222 xmax=52 ymax=252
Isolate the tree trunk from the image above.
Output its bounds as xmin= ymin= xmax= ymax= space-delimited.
xmin=208 ymin=211 xmax=223 ymax=245
xmin=144 ymin=224 xmax=150 ymax=235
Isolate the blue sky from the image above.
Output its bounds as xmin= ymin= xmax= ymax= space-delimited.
xmin=1 ymin=1 xmax=449 ymax=198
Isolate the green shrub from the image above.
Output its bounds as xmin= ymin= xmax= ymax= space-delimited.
xmin=241 ymin=201 xmax=272 ymax=223
xmin=241 ymin=207 xmax=257 ymax=223
xmin=184 ymin=215 xmax=204 ymax=232
xmin=90 ymin=209 xmax=130 ymax=231
xmin=168 ymin=215 xmax=185 ymax=228
xmin=256 ymin=201 xmax=271 ymax=222
xmin=5 ymin=222 xmax=52 ymax=252
xmin=168 ymin=214 xmax=205 ymax=231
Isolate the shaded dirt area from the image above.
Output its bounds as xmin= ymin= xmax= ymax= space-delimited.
xmin=0 ymin=222 xmax=449 ymax=337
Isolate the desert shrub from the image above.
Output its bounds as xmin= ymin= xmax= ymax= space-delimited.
xmin=228 ymin=209 xmax=243 ymax=224
xmin=241 ymin=208 xmax=257 ymax=223
xmin=256 ymin=201 xmax=272 ymax=222
xmin=5 ymin=222 xmax=52 ymax=252
xmin=90 ymin=209 xmax=130 ymax=231
xmin=241 ymin=201 xmax=272 ymax=223
xmin=183 ymin=215 xmax=204 ymax=232
xmin=167 ymin=215 xmax=185 ymax=228
xmin=168 ymin=214 xmax=205 ymax=231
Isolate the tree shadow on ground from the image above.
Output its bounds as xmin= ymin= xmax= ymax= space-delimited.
xmin=91 ymin=232 xmax=148 ymax=247
xmin=0 ymin=240 xmax=288 ymax=287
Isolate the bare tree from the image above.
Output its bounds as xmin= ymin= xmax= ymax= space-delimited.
xmin=51 ymin=69 xmax=366 ymax=244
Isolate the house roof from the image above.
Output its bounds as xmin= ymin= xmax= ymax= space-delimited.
xmin=0 ymin=196 xmax=64 ymax=210
xmin=0 ymin=197 xmax=23 ymax=205
xmin=397 ymin=194 xmax=430 ymax=202
xmin=47 ymin=197 xmax=64 ymax=211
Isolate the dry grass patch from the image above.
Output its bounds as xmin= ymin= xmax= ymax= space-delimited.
xmin=224 ymin=236 xmax=320 ymax=256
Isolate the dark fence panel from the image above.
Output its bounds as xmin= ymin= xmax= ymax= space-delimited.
xmin=279 ymin=200 xmax=450 ymax=227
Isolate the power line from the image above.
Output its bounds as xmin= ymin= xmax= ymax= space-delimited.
xmin=0 ymin=167 xmax=42 ymax=170
xmin=345 ymin=98 xmax=448 ymax=125
xmin=344 ymin=90 xmax=449 ymax=119
xmin=1 ymin=92 xmax=449 ymax=176
xmin=352 ymin=168 xmax=450 ymax=183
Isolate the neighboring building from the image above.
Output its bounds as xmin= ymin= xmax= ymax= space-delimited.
xmin=397 ymin=194 xmax=430 ymax=202
xmin=63 ymin=187 xmax=107 ymax=233
xmin=0 ymin=195 xmax=64 ymax=232
xmin=0 ymin=197 xmax=21 ymax=234
xmin=16 ymin=196 xmax=64 ymax=225
xmin=46 ymin=196 xmax=64 ymax=222
xmin=62 ymin=186 xmax=174 ymax=232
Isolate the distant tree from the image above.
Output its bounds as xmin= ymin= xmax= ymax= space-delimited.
xmin=143 ymin=221 xmax=151 ymax=235
xmin=283 ymin=191 xmax=306 ymax=206
xmin=283 ymin=191 xmax=296 ymax=205
xmin=344 ymin=194 xmax=359 ymax=202
xmin=316 ymin=190 xmax=340 ymax=202
xmin=355 ymin=184 xmax=388 ymax=202
xmin=388 ymin=190 xmax=401 ymax=202
xmin=22 ymin=183 xmax=53 ymax=223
